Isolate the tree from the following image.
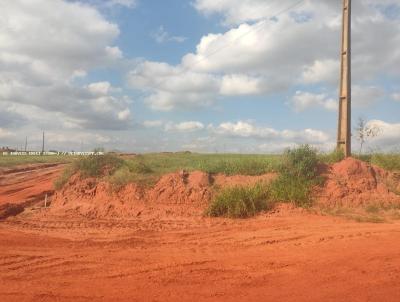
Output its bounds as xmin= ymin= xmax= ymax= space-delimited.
xmin=354 ymin=118 xmax=380 ymax=154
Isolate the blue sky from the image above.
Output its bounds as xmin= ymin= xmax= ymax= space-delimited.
xmin=0 ymin=0 xmax=399 ymax=153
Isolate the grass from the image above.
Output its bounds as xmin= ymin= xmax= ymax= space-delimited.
xmin=0 ymin=155 xmax=77 ymax=167
xmin=354 ymin=153 xmax=400 ymax=172
xmin=206 ymin=183 xmax=273 ymax=218
xmin=268 ymin=145 xmax=320 ymax=207
xmin=54 ymin=154 xmax=124 ymax=189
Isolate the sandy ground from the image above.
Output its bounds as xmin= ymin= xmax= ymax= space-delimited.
xmin=1 ymin=163 xmax=400 ymax=302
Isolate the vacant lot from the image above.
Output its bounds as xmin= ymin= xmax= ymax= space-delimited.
xmin=1 ymin=152 xmax=400 ymax=301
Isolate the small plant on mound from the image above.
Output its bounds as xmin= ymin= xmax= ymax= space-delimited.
xmin=109 ymin=159 xmax=154 ymax=189
xmin=54 ymin=166 xmax=75 ymax=190
xmin=54 ymin=154 xmax=124 ymax=190
xmin=319 ymin=149 xmax=345 ymax=164
xmin=269 ymin=145 xmax=319 ymax=207
xmin=75 ymin=154 xmax=123 ymax=178
xmin=207 ymin=183 xmax=273 ymax=218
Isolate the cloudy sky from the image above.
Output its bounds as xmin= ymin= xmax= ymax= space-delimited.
xmin=0 ymin=0 xmax=399 ymax=153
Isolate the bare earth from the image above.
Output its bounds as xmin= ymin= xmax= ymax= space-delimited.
xmin=1 ymin=163 xmax=400 ymax=302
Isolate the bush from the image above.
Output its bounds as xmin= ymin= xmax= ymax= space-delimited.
xmin=207 ymin=183 xmax=273 ymax=218
xmin=280 ymin=144 xmax=318 ymax=179
xmin=74 ymin=154 xmax=123 ymax=178
xmin=269 ymin=145 xmax=319 ymax=207
xmin=53 ymin=154 xmax=124 ymax=190
xmin=320 ymin=149 xmax=345 ymax=164
xmin=269 ymin=175 xmax=313 ymax=207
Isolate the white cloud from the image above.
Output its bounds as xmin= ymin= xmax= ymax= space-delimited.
xmin=391 ymin=93 xmax=400 ymax=102
xmin=107 ymin=0 xmax=137 ymax=8
xmin=352 ymin=85 xmax=385 ymax=107
xmin=0 ymin=128 xmax=13 ymax=139
xmin=128 ymin=61 xmax=220 ymax=110
xmin=301 ymin=59 xmax=339 ymax=85
xmin=151 ymin=26 xmax=187 ymax=44
xmin=143 ymin=120 xmax=164 ymax=128
xmin=165 ymin=121 xmax=205 ymax=132
xmin=364 ymin=120 xmax=400 ymax=150
xmin=220 ymin=74 xmax=263 ymax=95
xmin=210 ymin=121 xmax=330 ymax=144
xmin=290 ymin=91 xmax=337 ymax=112
xmin=0 ymin=0 xmax=130 ymax=130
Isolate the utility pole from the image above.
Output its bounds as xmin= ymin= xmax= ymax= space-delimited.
xmin=25 ymin=136 xmax=27 ymax=152
xmin=41 ymin=132 xmax=45 ymax=154
xmin=337 ymin=0 xmax=352 ymax=157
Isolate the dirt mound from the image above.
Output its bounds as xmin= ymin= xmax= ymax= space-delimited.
xmin=51 ymin=171 xmax=274 ymax=219
xmin=316 ymin=157 xmax=400 ymax=207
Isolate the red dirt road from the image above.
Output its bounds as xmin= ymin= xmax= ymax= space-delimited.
xmin=0 ymin=163 xmax=64 ymax=205
xmin=1 ymin=209 xmax=400 ymax=302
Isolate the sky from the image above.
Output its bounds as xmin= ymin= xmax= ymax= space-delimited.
xmin=0 ymin=0 xmax=399 ymax=153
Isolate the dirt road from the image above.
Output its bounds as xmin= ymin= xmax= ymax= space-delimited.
xmin=0 ymin=163 xmax=64 ymax=205
xmin=1 ymin=209 xmax=399 ymax=302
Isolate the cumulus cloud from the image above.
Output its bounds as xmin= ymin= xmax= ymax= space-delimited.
xmin=290 ymin=91 xmax=337 ymax=112
xmin=165 ymin=121 xmax=205 ymax=132
xmin=0 ymin=0 xmax=131 ymax=131
xmin=0 ymin=128 xmax=14 ymax=139
xmin=151 ymin=26 xmax=187 ymax=44
xmin=127 ymin=0 xmax=400 ymax=111
xmin=352 ymin=85 xmax=385 ymax=107
xmin=143 ymin=120 xmax=164 ymax=128
xmin=301 ymin=59 xmax=339 ymax=85
xmin=209 ymin=121 xmax=330 ymax=144
xmin=364 ymin=120 xmax=400 ymax=150
xmin=391 ymin=93 xmax=400 ymax=102
xmin=128 ymin=61 xmax=220 ymax=110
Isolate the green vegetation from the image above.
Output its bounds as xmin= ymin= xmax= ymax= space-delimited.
xmin=269 ymin=145 xmax=320 ymax=207
xmin=207 ymin=183 xmax=273 ymax=218
xmin=54 ymin=154 xmax=124 ymax=189
xmin=0 ymin=155 xmax=77 ymax=167
xmin=319 ymin=149 xmax=345 ymax=164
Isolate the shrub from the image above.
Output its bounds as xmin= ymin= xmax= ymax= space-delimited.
xmin=269 ymin=145 xmax=319 ymax=207
xmin=53 ymin=154 xmax=124 ymax=190
xmin=280 ymin=144 xmax=318 ymax=179
xmin=74 ymin=154 xmax=123 ymax=178
xmin=320 ymin=149 xmax=345 ymax=164
xmin=269 ymin=175 xmax=313 ymax=207
xmin=207 ymin=183 xmax=273 ymax=218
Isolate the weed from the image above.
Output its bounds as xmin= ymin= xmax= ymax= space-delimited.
xmin=74 ymin=154 xmax=123 ymax=178
xmin=54 ymin=166 xmax=75 ymax=190
xmin=319 ymin=149 xmax=345 ymax=164
xmin=269 ymin=145 xmax=319 ymax=207
xmin=207 ymin=183 xmax=273 ymax=218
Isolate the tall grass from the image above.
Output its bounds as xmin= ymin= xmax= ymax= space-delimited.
xmin=207 ymin=183 xmax=273 ymax=218
xmin=54 ymin=154 xmax=123 ymax=189
xmin=269 ymin=145 xmax=319 ymax=207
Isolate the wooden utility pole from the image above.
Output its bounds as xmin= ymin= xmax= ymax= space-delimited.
xmin=337 ymin=0 xmax=352 ymax=157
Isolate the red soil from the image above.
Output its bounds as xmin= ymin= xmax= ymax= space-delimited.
xmin=1 ymin=159 xmax=400 ymax=301
xmin=0 ymin=163 xmax=64 ymax=205
xmin=316 ymin=157 xmax=400 ymax=207
xmin=50 ymin=171 xmax=276 ymax=218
